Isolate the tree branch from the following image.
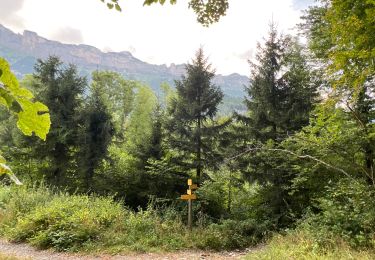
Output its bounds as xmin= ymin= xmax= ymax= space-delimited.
xmin=225 ymin=146 xmax=353 ymax=179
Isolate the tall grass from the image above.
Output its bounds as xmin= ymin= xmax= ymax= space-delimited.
xmin=247 ymin=231 xmax=375 ymax=260
xmin=0 ymin=184 xmax=259 ymax=252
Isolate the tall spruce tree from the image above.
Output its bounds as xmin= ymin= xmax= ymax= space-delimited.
xmin=245 ymin=25 xmax=317 ymax=141
xmin=239 ymin=25 xmax=318 ymax=227
xmin=81 ymin=79 xmax=114 ymax=191
xmin=31 ymin=56 xmax=86 ymax=186
xmin=167 ymin=48 xmax=224 ymax=182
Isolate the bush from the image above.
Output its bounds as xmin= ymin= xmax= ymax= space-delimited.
xmin=9 ymin=194 xmax=125 ymax=251
xmin=0 ymin=183 xmax=55 ymax=232
xmin=301 ymin=179 xmax=375 ymax=248
xmin=195 ymin=219 xmax=266 ymax=250
xmin=0 ymin=184 xmax=261 ymax=252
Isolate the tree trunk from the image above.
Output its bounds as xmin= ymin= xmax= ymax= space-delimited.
xmin=197 ymin=116 xmax=202 ymax=183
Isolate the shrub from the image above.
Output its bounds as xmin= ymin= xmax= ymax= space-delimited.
xmin=301 ymin=179 xmax=375 ymax=248
xmin=195 ymin=219 xmax=266 ymax=250
xmin=9 ymin=195 xmax=125 ymax=251
xmin=0 ymin=183 xmax=55 ymax=232
xmin=0 ymin=184 xmax=260 ymax=252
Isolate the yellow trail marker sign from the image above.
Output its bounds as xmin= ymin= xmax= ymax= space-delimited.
xmin=182 ymin=178 xmax=198 ymax=230
xmin=181 ymin=194 xmax=197 ymax=200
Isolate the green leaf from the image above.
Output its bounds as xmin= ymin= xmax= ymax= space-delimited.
xmin=17 ymin=100 xmax=51 ymax=141
xmin=0 ymin=57 xmax=51 ymax=140
xmin=115 ymin=3 xmax=122 ymax=11
xmin=107 ymin=3 xmax=114 ymax=9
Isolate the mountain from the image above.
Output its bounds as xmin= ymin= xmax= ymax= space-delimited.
xmin=0 ymin=24 xmax=248 ymax=101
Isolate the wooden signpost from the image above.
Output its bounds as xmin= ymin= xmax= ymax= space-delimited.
xmin=181 ymin=178 xmax=198 ymax=230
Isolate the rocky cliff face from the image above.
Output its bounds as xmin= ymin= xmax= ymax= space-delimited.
xmin=0 ymin=24 xmax=248 ymax=98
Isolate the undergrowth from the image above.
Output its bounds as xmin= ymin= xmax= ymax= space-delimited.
xmin=248 ymin=230 xmax=375 ymax=260
xmin=0 ymin=184 xmax=259 ymax=252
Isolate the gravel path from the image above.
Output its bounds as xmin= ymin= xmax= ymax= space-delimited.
xmin=0 ymin=239 xmax=253 ymax=260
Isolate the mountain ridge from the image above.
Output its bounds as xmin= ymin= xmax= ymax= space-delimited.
xmin=0 ymin=24 xmax=248 ymax=98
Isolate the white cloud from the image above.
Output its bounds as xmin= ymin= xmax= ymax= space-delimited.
xmin=0 ymin=0 xmax=25 ymax=29
xmin=51 ymin=27 xmax=83 ymax=44
xmin=13 ymin=0 xmax=307 ymax=75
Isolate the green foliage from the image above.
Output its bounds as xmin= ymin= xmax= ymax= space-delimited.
xmin=27 ymin=56 xmax=86 ymax=187
xmin=90 ymin=71 xmax=135 ymax=137
xmin=125 ymin=85 xmax=157 ymax=159
xmin=167 ymin=48 xmax=226 ymax=181
xmin=247 ymin=230 xmax=375 ymax=260
xmin=80 ymin=72 xmax=115 ymax=190
xmin=100 ymin=0 xmax=228 ymax=26
xmin=0 ymin=184 xmax=259 ymax=252
xmin=235 ymin=25 xmax=318 ymax=230
xmin=0 ymin=183 xmax=55 ymax=229
xmin=101 ymin=0 xmax=121 ymax=11
xmin=0 ymin=57 xmax=50 ymax=184
xmin=301 ymin=179 xmax=375 ymax=248
xmin=245 ymin=26 xmax=317 ymax=141
xmin=302 ymin=0 xmax=375 ymax=91
xmin=143 ymin=0 xmax=228 ymax=26
xmin=0 ymin=58 xmax=50 ymax=141
xmin=196 ymin=219 xmax=263 ymax=250
xmin=0 ymin=0 xmax=374 ymax=253
xmin=188 ymin=0 xmax=229 ymax=26
xmin=11 ymin=195 xmax=124 ymax=251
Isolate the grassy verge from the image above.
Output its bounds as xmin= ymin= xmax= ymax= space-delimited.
xmin=247 ymin=231 xmax=375 ymax=260
xmin=0 ymin=184 xmax=260 ymax=253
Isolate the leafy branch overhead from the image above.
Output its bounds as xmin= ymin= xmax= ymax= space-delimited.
xmin=101 ymin=0 xmax=122 ymax=11
xmin=0 ymin=57 xmax=51 ymax=184
xmin=101 ymin=0 xmax=229 ymax=26
xmin=0 ymin=58 xmax=51 ymax=141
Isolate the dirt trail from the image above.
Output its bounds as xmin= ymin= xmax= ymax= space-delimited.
xmin=0 ymin=239 xmax=254 ymax=260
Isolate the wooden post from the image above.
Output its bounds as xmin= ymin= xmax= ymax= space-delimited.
xmin=181 ymin=178 xmax=198 ymax=230
xmin=188 ymin=199 xmax=192 ymax=230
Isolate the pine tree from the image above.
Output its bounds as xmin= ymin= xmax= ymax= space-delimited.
xmin=167 ymin=48 xmax=225 ymax=182
xmin=81 ymin=80 xmax=114 ymax=191
xmin=245 ymin=25 xmax=317 ymax=141
xmin=239 ymin=25 xmax=318 ymax=227
xmin=31 ymin=56 xmax=86 ymax=186
xmin=245 ymin=24 xmax=284 ymax=142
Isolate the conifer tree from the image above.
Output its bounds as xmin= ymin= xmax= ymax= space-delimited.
xmin=245 ymin=25 xmax=317 ymax=141
xmin=239 ymin=25 xmax=318 ymax=227
xmin=81 ymin=79 xmax=114 ymax=191
xmin=31 ymin=56 xmax=86 ymax=186
xmin=167 ymin=48 xmax=225 ymax=182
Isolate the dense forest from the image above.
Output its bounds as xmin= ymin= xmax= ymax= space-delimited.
xmin=0 ymin=0 xmax=374 ymax=257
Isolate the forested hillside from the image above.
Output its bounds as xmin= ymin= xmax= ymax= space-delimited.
xmin=0 ymin=0 xmax=374 ymax=258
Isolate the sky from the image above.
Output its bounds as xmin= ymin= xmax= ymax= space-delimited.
xmin=0 ymin=0 xmax=313 ymax=76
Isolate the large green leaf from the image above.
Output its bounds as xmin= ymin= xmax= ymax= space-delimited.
xmin=0 ymin=57 xmax=51 ymax=140
xmin=17 ymin=100 xmax=50 ymax=141
xmin=0 ymin=57 xmax=51 ymax=184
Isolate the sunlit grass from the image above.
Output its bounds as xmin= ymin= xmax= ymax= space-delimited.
xmin=247 ymin=231 xmax=375 ymax=260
